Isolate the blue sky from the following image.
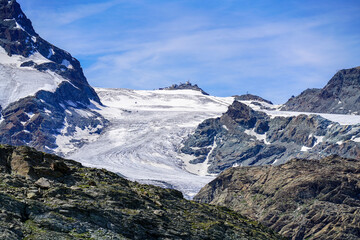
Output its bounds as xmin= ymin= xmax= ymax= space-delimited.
xmin=18 ymin=0 xmax=360 ymax=103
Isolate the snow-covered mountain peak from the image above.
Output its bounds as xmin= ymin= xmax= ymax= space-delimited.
xmin=0 ymin=0 xmax=104 ymax=152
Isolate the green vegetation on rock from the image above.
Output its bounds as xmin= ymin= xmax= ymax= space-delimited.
xmin=0 ymin=145 xmax=284 ymax=239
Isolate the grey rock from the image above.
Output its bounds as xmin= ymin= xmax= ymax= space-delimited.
xmin=181 ymin=101 xmax=360 ymax=173
xmin=233 ymin=94 xmax=273 ymax=105
xmin=35 ymin=177 xmax=51 ymax=188
xmin=281 ymin=67 xmax=360 ymax=114
xmin=194 ymin=156 xmax=360 ymax=240
xmin=159 ymin=81 xmax=209 ymax=95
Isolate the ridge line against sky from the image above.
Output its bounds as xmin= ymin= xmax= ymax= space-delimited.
xmin=18 ymin=0 xmax=360 ymax=103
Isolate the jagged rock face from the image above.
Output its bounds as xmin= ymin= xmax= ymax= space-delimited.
xmin=0 ymin=0 xmax=99 ymax=100
xmin=181 ymin=101 xmax=360 ymax=173
xmin=281 ymin=67 xmax=360 ymax=114
xmin=0 ymin=145 xmax=284 ymax=239
xmin=194 ymin=156 xmax=360 ymax=240
xmin=159 ymin=81 xmax=209 ymax=95
xmin=0 ymin=0 xmax=106 ymax=153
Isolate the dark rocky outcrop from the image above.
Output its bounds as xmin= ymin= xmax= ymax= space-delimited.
xmin=159 ymin=81 xmax=209 ymax=95
xmin=0 ymin=144 xmax=284 ymax=239
xmin=281 ymin=67 xmax=360 ymax=114
xmin=0 ymin=0 xmax=107 ymax=153
xmin=233 ymin=94 xmax=273 ymax=105
xmin=194 ymin=155 xmax=360 ymax=240
xmin=181 ymin=101 xmax=360 ymax=173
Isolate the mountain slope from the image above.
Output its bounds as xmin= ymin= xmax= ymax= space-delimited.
xmin=0 ymin=0 xmax=106 ymax=152
xmin=0 ymin=144 xmax=284 ymax=240
xmin=194 ymin=155 xmax=360 ymax=240
xmin=180 ymin=100 xmax=360 ymax=174
xmin=281 ymin=67 xmax=360 ymax=114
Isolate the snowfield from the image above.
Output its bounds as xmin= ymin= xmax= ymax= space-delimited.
xmin=0 ymin=47 xmax=66 ymax=109
xmin=241 ymin=100 xmax=360 ymax=125
xmin=67 ymin=88 xmax=234 ymax=198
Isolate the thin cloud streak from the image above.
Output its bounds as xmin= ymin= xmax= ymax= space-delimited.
xmin=85 ymin=15 xmax=356 ymax=102
xmin=18 ymin=0 xmax=360 ymax=103
xmin=55 ymin=0 xmax=124 ymax=25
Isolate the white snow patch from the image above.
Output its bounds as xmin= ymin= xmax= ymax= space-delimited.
xmin=244 ymin=128 xmax=270 ymax=144
xmin=240 ymin=100 xmax=282 ymax=111
xmin=336 ymin=140 xmax=344 ymax=145
xmin=314 ymin=136 xmax=324 ymax=146
xmin=26 ymin=112 xmax=35 ymax=119
xmin=55 ymin=118 xmax=102 ymax=155
xmin=262 ymin=109 xmax=360 ymax=125
xmin=301 ymin=146 xmax=311 ymax=152
xmin=232 ymin=162 xmax=240 ymax=167
xmin=61 ymin=59 xmax=73 ymax=69
xmin=183 ymin=138 xmax=218 ymax=177
xmin=47 ymin=48 xmax=55 ymax=58
xmin=0 ymin=46 xmax=65 ymax=108
xmin=14 ymin=21 xmax=24 ymax=31
xmin=272 ymin=159 xmax=280 ymax=165
xmin=222 ymin=125 xmax=229 ymax=131
xmin=351 ymin=136 xmax=360 ymax=142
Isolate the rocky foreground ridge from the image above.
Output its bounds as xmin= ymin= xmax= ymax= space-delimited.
xmin=281 ymin=67 xmax=360 ymax=114
xmin=0 ymin=144 xmax=284 ymax=240
xmin=194 ymin=155 xmax=360 ymax=240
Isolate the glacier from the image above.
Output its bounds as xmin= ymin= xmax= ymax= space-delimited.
xmin=56 ymin=88 xmax=360 ymax=198
xmin=65 ymin=88 xmax=234 ymax=198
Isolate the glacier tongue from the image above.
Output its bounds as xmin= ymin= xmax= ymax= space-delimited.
xmin=66 ymin=88 xmax=234 ymax=198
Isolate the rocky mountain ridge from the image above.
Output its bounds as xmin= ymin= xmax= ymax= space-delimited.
xmin=181 ymin=100 xmax=360 ymax=174
xmin=194 ymin=155 xmax=360 ymax=240
xmin=0 ymin=0 xmax=107 ymax=154
xmin=233 ymin=94 xmax=273 ymax=105
xmin=281 ymin=67 xmax=360 ymax=114
xmin=159 ymin=81 xmax=209 ymax=95
xmin=0 ymin=144 xmax=284 ymax=239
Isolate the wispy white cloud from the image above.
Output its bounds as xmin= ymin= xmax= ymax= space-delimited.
xmin=23 ymin=0 xmax=125 ymax=26
xmin=85 ymin=14 xmax=356 ymax=99
xmin=18 ymin=0 xmax=360 ymax=103
xmin=55 ymin=0 xmax=124 ymax=25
